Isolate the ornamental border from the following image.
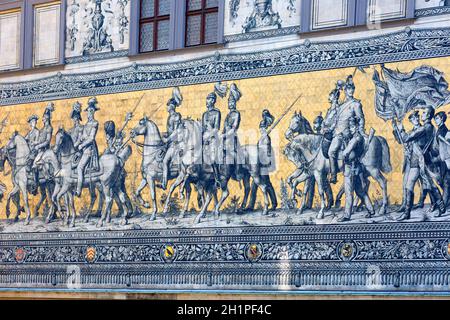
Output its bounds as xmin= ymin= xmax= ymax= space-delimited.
xmin=415 ymin=6 xmax=450 ymax=18
xmin=1 ymin=27 xmax=450 ymax=106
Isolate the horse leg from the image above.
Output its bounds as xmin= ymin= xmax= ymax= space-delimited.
xmin=20 ymin=180 xmax=31 ymax=225
xmin=315 ymin=172 xmax=327 ymax=219
xmin=367 ymin=167 xmax=389 ymax=216
xmin=297 ymin=179 xmax=311 ymax=215
xmin=240 ymin=174 xmax=251 ymax=211
xmin=335 ymin=184 xmax=345 ymax=209
xmin=135 ymin=178 xmax=150 ymax=208
xmin=214 ymin=179 xmax=230 ymax=219
xmin=180 ymin=183 xmax=191 ymax=218
xmin=33 ymin=184 xmax=46 ymax=218
xmin=97 ymin=187 xmax=113 ymax=227
xmin=117 ymin=190 xmax=132 ymax=225
xmin=147 ymin=177 xmax=157 ymax=221
xmin=51 ymin=184 xmax=70 ymax=223
xmin=86 ymin=184 xmax=97 ymax=218
xmin=195 ymin=190 xmax=213 ymax=224
xmin=163 ymin=173 xmax=184 ymax=215
xmin=7 ymin=185 xmax=20 ymax=221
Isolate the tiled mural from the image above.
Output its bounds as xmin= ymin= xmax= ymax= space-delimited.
xmin=2 ymin=0 xmax=450 ymax=295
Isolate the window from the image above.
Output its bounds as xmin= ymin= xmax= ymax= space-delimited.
xmin=139 ymin=0 xmax=171 ymax=53
xmin=0 ymin=0 xmax=64 ymax=72
xmin=0 ymin=7 xmax=22 ymax=71
xmin=185 ymin=0 xmax=219 ymax=47
xmin=130 ymin=0 xmax=224 ymax=54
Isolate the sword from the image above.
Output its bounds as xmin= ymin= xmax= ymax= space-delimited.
xmin=266 ymin=94 xmax=302 ymax=136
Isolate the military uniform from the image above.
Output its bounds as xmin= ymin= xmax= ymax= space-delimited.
xmin=247 ymin=110 xmax=277 ymax=211
xmin=328 ymin=77 xmax=365 ymax=183
xmin=338 ymin=117 xmax=374 ymax=222
xmin=222 ymin=108 xmax=242 ymax=177
xmin=202 ymin=99 xmax=221 ymax=167
xmin=396 ymin=109 xmax=445 ymax=220
xmin=162 ymin=100 xmax=183 ymax=189
xmin=25 ymin=115 xmax=40 ymax=153
xmin=74 ymin=98 xmax=100 ymax=196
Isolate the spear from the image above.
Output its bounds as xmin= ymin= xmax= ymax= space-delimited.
xmin=266 ymin=94 xmax=302 ymax=136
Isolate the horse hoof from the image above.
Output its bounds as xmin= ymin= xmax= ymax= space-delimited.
xmin=317 ymin=212 xmax=324 ymax=220
xmin=144 ymin=203 xmax=150 ymax=209
xmin=121 ymin=219 xmax=128 ymax=226
xmin=96 ymin=221 xmax=104 ymax=228
xmin=24 ymin=219 xmax=30 ymax=226
xmin=13 ymin=216 xmax=19 ymax=223
xmin=149 ymin=213 xmax=156 ymax=221
xmin=194 ymin=214 xmax=202 ymax=224
xmin=179 ymin=211 xmax=186 ymax=219
xmin=84 ymin=216 xmax=90 ymax=223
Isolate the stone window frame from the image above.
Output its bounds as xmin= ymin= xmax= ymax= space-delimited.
xmin=0 ymin=0 xmax=65 ymax=72
xmin=130 ymin=0 xmax=224 ymax=55
xmin=300 ymin=0 xmax=415 ymax=33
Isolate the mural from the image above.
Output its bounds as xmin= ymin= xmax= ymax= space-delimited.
xmin=2 ymin=31 xmax=450 ymax=291
xmin=0 ymin=58 xmax=450 ymax=233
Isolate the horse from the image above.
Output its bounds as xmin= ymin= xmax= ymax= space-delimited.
xmin=50 ymin=128 xmax=132 ymax=227
xmin=2 ymin=132 xmax=42 ymax=224
xmin=130 ymin=116 xmax=252 ymax=223
xmin=284 ymin=112 xmax=392 ymax=218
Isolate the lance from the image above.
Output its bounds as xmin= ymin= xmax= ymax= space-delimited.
xmin=266 ymin=94 xmax=302 ymax=136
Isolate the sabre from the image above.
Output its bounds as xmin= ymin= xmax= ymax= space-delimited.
xmin=266 ymin=94 xmax=302 ymax=136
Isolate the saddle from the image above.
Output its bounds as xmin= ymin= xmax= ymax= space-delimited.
xmin=321 ymin=132 xmax=333 ymax=159
xmin=70 ymin=152 xmax=103 ymax=179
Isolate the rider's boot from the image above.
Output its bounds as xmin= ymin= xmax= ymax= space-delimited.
xmin=75 ymin=179 xmax=83 ymax=198
xmin=413 ymin=189 xmax=427 ymax=210
xmin=396 ymin=190 xmax=413 ymax=221
xmin=329 ymin=157 xmax=338 ymax=184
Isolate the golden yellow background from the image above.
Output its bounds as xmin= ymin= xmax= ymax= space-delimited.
xmin=1 ymin=56 xmax=450 ymax=219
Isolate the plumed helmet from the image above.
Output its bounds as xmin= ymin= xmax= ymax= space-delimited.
xmin=314 ymin=112 xmax=323 ymax=124
xmin=71 ymin=101 xmax=82 ymax=120
xmin=27 ymin=114 xmax=39 ymax=123
xmin=214 ymin=81 xmax=228 ymax=98
xmin=345 ymin=75 xmax=355 ymax=89
xmin=85 ymin=97 xmax=100 ymax=111
xmin=104 ymin=120 xmax=116 ymax=138
xmin=229 ymin=83 xmax=242 ymax=103
xmin=207 ymin=92 xmax=217 ymax=103
xmin=260 ymin=109 xmax=275 ymax=128
xmin=43 ymin=102 xmax=55 ymax=119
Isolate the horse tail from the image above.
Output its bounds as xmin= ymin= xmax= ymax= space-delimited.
xmin=377 ymin=136 xmax=392 ymax=173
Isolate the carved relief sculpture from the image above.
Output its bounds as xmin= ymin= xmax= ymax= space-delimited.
xmin=242 ymin=0 xmax=282 ymax=33
xmin=68 ymin=0 xmax=80 ymax=51
xmin=117 ymin=0 xmax=129 ymax=45
xmin=82 ymin=0 xmax=114 ymax=55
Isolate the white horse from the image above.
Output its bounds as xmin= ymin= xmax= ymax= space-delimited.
xmin=285 ymin=112 xmax=392 ymax=218
xmin=50 ymin=128 xmax=132 ymax=227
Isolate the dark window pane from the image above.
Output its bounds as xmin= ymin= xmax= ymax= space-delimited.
xmin=186 ymin=14 xmax=201 ymax=46
xmin=206 ymin=0 xmax=218 ymax=8
xmin=141 ymin=0 xmax=155 ymax=18
xmin=140 ymin=22 xmax=154 ymax=52
xmin=157 ymin=19 xmax=170 ymax=50
xmin=204 ymin=12 xmax=218 ymax=43
xmin=158 ymin=0 xmax=171 ymax=16
xmin=188 ymin=0 xmax=202 ymax=11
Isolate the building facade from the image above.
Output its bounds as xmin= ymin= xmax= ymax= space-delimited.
xmin=0 ymin=0 xmax=450 ymax=297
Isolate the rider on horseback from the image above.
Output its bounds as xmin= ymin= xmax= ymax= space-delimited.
xmin=74 ymin=97 xmax=100 ymax=197
xmin=221 ymin=83 xmax=243 ymax=180
xmin=25 ymin=114 xmax=40 ymax=193
xmin=161 ymin=96 xmax=183 ymax=190
xmin=32 ymin=103 xmax=54 ymax=188
xmin=327 ymin=75 xmax=366 ymax=184
xmin=69 ymin=101 xmax=84 ymax=144
xmin=202 ymin=92 xmax=221 ymax=186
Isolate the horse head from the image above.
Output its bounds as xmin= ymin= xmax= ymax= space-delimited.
xmin=285 ymin=111 xmax=313 ymax=140
xmin=54 ymin=126 xmax=73 ymax=156
xmin=130 ymin=116 xmax=163 ymax=146
xmin=130 ymin=116 xmax=149 ymax=138
xmin=6 ymin=131 xmax=18 ymax=151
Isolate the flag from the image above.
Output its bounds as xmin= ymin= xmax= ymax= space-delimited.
xmin=373 ymin=65 xmax=450 ymax=121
